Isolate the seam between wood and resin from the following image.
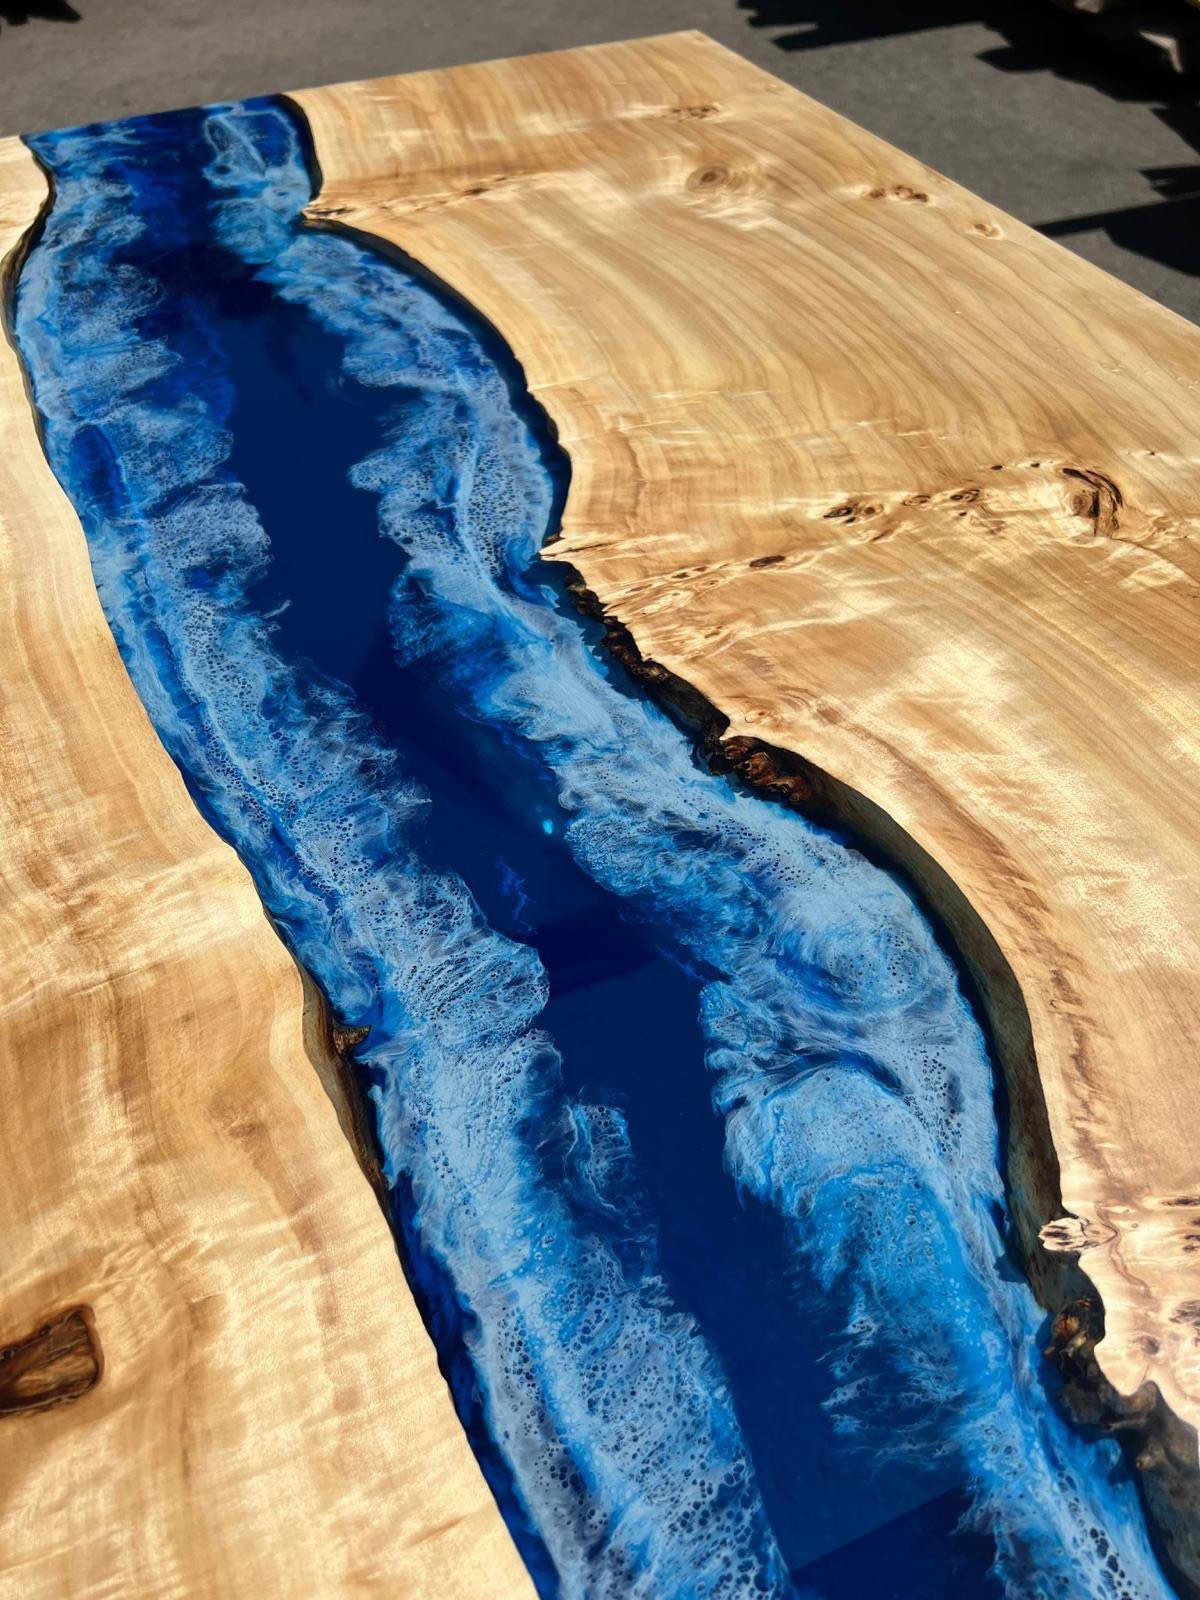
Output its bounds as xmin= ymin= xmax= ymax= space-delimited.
xmin=544 ymin=558 xmax=1200 ymax=1599
xmin=282 ymin=104 xmax=1200 ymax=1583
xmin=0 ymin=146 xmax=395 ymax=1412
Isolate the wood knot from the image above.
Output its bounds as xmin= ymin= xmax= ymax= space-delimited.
xmin=0 ymin=1308 xmax=101 ymax=1418
xmin=667 ymin=103 xmax=719 ymax=120
xmin=1170 ymin=1299 xmax=1200 ymax=1337
xmin=1040 ymin=1213 xmax=1117 ymax=1253
xmin=459 ymin=173 xmax=516 ymax=201
xmin=866 ymin=183 xmax=930 ymax=204
xmin=687 ymin=164 xmax=733 ymax=193
xmin=1062 ymin=466 xmax=1123 ymax=535
xmin=822 ymin=497 xmax=882 ymax=525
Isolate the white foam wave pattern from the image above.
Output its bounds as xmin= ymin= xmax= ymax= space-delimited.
xmin=17 ymin=112 xmax=797 ymax=1600
xmin=203 ymin=101 xmax=1171 ymax=1600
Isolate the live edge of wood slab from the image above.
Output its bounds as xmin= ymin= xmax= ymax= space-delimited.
xmin=296 ymin=29 xmax=1200 ymax=1586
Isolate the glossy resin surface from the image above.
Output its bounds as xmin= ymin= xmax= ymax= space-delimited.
xmin=12 ymin=97 xmax=1174 ymax=1599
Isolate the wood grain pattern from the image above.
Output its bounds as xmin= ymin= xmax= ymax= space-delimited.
xmin=294 ymin=26 xmax=1200 ymax=1515
xmin=0 ymin=136 xmax=532 ymax=1600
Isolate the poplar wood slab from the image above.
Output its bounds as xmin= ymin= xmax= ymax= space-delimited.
xmin=295 ymin=30 xmax=1200 ymax=1477
xmin=0 ymin=137 xmax=532 ymax=1600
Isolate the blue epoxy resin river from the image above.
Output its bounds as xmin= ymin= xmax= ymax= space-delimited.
xmin=13 ymin=98 xmax=1175 ymax=1599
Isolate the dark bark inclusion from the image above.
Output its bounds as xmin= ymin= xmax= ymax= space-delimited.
xmin=0 ymin=1309 xmax=101 ymax=1417
xmin=2 ymin=91 xmax=1185 ymax=1600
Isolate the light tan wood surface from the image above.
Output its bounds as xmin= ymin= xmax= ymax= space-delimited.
xmin=0 ymin=136 xmax=532 ymax=1600
xmin=295 ymin=28 xmax=1200 ymax=1488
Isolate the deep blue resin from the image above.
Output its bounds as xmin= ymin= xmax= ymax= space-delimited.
xmin=12 ymin=98 xmax=1175 ymax=1599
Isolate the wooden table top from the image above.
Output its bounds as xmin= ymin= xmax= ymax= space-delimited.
xmin=3 ymin=30 xmax=1199 ymax=1596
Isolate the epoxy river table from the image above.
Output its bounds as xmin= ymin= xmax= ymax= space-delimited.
xmin=1 ymin=31 xmax=1198 ymax=1600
